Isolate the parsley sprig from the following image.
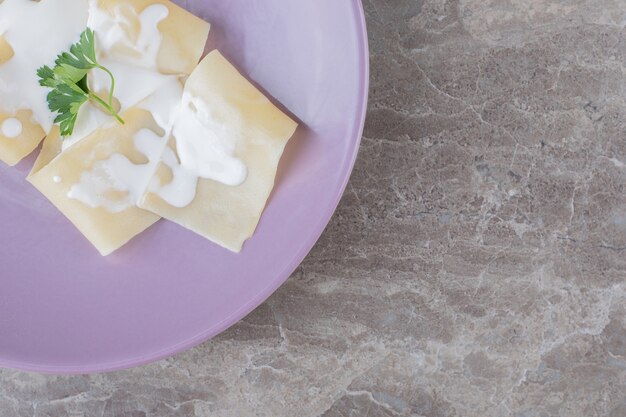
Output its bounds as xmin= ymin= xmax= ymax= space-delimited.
xmin=37 ymin=28 xmax=124 ymax=136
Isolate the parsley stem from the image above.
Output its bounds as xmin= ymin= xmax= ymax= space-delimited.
xmin=95 ymin=64 xmax=116 ymax=110
xmin=89 ymin=93 xmax=125 ymax=125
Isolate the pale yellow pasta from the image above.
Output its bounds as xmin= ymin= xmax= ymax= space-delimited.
xmin=30 ymin=126 xmax=63 ymax=175
xmin=139 ymin=51 xmax=298 ymax=252
xmin=93 ymin=0 xmax=210 ymax=75
xmin=0 ymin=36 xmax=43 ymax=166
xmin=0 ymin=110 xmax=46 ymax=166
xmin=0 ymin=36 xmax=13 ymax=65
xmin=28 ymin=109 xmax=163 ymax=256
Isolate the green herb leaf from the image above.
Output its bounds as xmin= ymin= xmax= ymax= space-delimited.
xmin=37 ymin=28 xmax=124 ymax=136
xmin=55 ymin=28 xmax=98 ymax=71
xmin=47 ymin=83 xmax=89 ymax=136
xmin=37 ymin=66 xmax=59 ymax=89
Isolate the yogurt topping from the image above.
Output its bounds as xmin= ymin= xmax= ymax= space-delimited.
xmin=1 ymin=117 xmax=22 ymax=138
xmin=0 ymin=0 xmax=89 ymax=133
xmin=173 ymin=93 xmax=248 ymax=187
xmin=62 ymin=1 xmax=172 ymax=151
xmin=68 ymin=76 xmax=183 ymax=213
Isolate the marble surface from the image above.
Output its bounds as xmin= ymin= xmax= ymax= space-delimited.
xmin=1 ymin=0 xmax=625 ymax=415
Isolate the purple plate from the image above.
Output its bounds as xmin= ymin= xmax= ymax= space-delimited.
xmin=0 ymin=0 xmax=368 ymax=374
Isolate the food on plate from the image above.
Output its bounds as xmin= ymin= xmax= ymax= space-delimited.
xmin=29 ymin=105 xmax=169 ymax=256
xmin=139 ymin=51 xmax=297 ymax=252
xmin=0 ymin=110 xmax=46 ymax=166
xmin=1 ymin=0 xmax=297 ymax=255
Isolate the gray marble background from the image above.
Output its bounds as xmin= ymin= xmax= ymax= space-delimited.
xmin=2 ymin=0 xmax=626 ymax=416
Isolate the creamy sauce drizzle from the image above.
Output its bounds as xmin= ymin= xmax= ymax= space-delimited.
xmin=148 ymin=146 xmax=198 ymax=208
xmin=88 ymin=1 xmax=168 ymax=69
xmin=68 ymin=77 xmax=182 ymax=212
xmin=1 ymin=117 xmax=22 ymax=138
xmin=149 ymin=92 xmax=248 ymax=208
xmin=68 ymin=129 xmax=161 ymax=213
xmin=0 ymin=0 xmax=88 ymax=133
xmin=174 ymin=93 xmax=248 ymax=187
xmin=62 ymin=2 xmax=171 ymax=151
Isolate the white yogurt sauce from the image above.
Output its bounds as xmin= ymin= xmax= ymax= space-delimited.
xmin=68 ymin=77 xmax=183 ymax=212
xmin=146 ymin=92 xmax=248 ymax=208
xmin=62 ymin=61 xmax=171 ymax=151
xmin=64 ymin=2 xmax=179 ymax=211
xmin=88 ymin=1 xmax=168 ymax=70
xmin=149 ymin=146 xmax=200 ymax=208
xmin=87 ymin=1 xmax=172 ymax=117
xmin=0 ymin=0 xmax=89 ymax=133
xmin=173 ymin=93 xmax=248 ymax=186
xmin=1 ymin=118 xmax=22 ymax=138
xmin=68 ymin=135 xmax=156 ymax=213
xmin=60 ymin=2 xmax=171 ymax=152
xmin=68 ymin=152 xmax=140 ymax=213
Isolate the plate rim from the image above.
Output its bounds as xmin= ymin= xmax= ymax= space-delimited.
xmin=0 ymin=0 xmax=370 ymax=374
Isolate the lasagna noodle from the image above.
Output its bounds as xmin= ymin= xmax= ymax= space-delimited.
xmin=92 ymin=0 xmax=210 ymax=75
xmin=0 ymin=36 xmax=13 ymax=65
xmin=139 ymin=51 xmax=298 ymax=252
xmin=0 ymin=110 xmax=45 ymax=166
xmin=30 ymin=127 xmax=63 ymax=175
xmin=28 ymin=109 xmax=165 ymax=256
xmin=0 ymin=36 xmax=45 ymax=166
